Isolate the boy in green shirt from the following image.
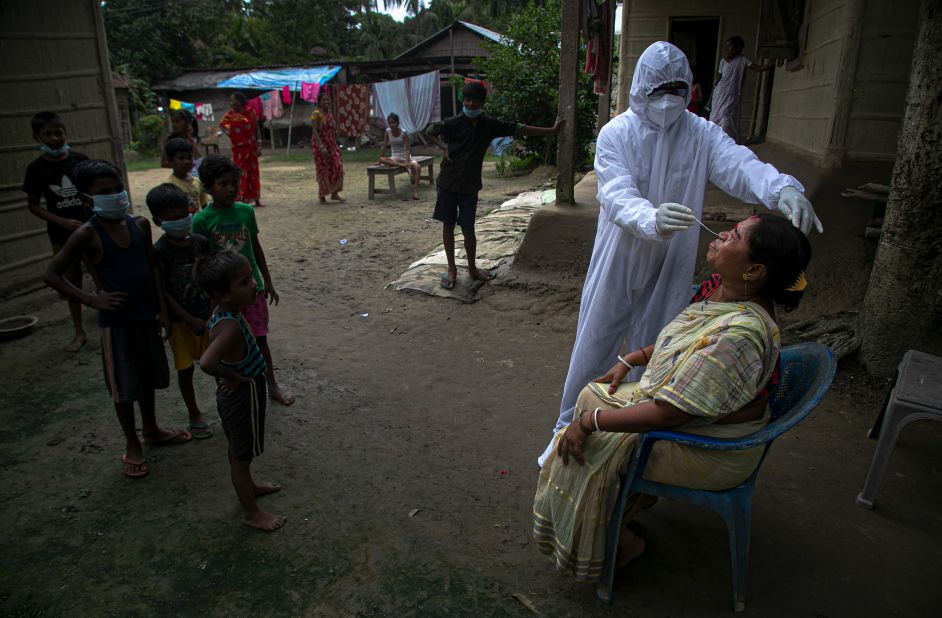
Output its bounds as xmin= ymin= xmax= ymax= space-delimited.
xmin=192 ymin=156 xmax=295 ymax=406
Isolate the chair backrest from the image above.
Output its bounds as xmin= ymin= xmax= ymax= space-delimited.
xmin=765 ymin=342 xmax=837 ymax=439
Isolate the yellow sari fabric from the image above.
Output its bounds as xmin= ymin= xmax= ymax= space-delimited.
xmin=533 ymin=300 xmax=780 ymax=581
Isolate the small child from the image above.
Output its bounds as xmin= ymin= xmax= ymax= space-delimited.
xmin=192 ymin=156 xmax=295 ymax=406
xmin=23 ymin=111 xmax=92 ymax=352
xmin=426 ymin=82 xmax=561 ymax=290
xmin=195 ymin=250 xmax=286 ymax=531
xmin=164 ymin=138 xmax=209 ymax=214
xmin=44 ymin=160 xmax=191 ymax=479
xmin=161 ymin=109 xmax=203 ymax=176
xmin=146 ymin=183 xmax=213 ymax=439
xmin=378 ymin=113 xmax=421 ymax=200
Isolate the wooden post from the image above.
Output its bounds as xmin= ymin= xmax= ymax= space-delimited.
xmin=615 ymin=0 xmax=632 ymax=114
xmin=556 ymin=0 xmax=581 ymax=204
xmin=595 ymin=0 xmax=616 ymax=132
xmin=285 ymin=81 xmax=297 ymax=155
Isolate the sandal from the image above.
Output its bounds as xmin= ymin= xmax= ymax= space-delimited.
xmin=188 ymin=422 xmax=214 ymax=440
xmin=122 ymin=454 xmax=149 ymax=479
xmin=440 ymin=274 xmax=456 ymax=290
xmin=143 ymin=427 xmax=193 ymax=446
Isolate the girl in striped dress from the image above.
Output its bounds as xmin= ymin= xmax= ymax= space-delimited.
xmin=196 ymin=250 xmax=286 ymax=532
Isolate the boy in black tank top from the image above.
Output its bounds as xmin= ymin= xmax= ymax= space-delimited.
xmin=44 ymin=160 xmax=191 ymax=480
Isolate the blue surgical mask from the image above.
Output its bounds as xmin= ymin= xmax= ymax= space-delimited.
xmin=160 ymin=214 xmax=192 ymax=238
xmin=89 ymin=191 xmax=130 ymax=220
xmin=40 ymin=143 xmax=70 ymax=157
xmin=463 ymin=106 xmax=483 ymax=119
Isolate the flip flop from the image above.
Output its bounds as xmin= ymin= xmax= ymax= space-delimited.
xmin=121 ymin=454 xmax=149 ymax=479
xmin=143 ymin=427 xmax=193 ymax=446
xmin=440 ymin=274 xmax=456 ymax=290
xmin=188 ymin=422 xmax=214 ymax=440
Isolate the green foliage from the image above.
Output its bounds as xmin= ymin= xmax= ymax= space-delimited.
xmin=131 ymin=114 xmax=166 ymax=157
xmin=476 ymin=0 xmax=597 ymax=165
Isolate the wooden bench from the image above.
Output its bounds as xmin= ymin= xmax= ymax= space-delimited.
xmin=367 ymin=155 xmax=435 ymax=199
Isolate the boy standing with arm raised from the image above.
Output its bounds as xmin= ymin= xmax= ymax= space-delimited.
xmin=426 ymin=82 xmax=561 ymax=290
xmin=192 ymin=156 xmax=295 ymax=407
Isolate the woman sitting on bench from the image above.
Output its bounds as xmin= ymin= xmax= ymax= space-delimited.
xmin=378 ymin=113 xmax=421 ymax=200
xmin=533 ymin=214 xmax=812 ymax=581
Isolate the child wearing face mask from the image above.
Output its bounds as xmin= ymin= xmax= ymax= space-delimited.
xmin=146 ymin=183 xmax=214 ymax=439
xmin=44 ymin=160 xmax=192 ymax=480
xmin=23 ymin=112 xmax=93 ymax=353
xmin=425 ymin=82 xmax=562 ymax=290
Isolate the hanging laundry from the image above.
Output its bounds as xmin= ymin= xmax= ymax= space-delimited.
xmin=169 ymin=98 xmax=183 ymax=110
xmin=281 ymin=85 xmax=292 ymax=105
xmin=301 ymin=81 xmax=321 ymax=103
xmin=195 ymin=103 xmax=214 ymax=121
xmin=260 ymin=89 xmax=284 ymax=120
xmin=245 ymin=96 xmax=263 ymax=120
xmin=584 ymin=0 xmax=613 ymax=95
xmin=372 ymin=70 xmax=441 ymax=134
xmin=335 ymin=84 xmax=370 ymax=137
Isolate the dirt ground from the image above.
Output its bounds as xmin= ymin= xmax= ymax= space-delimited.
xmin=1 ymin=151 xmax=940 ymax=617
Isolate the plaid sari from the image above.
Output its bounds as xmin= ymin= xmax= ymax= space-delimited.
xmin=533 ymin=300 xmax=780 ymax=581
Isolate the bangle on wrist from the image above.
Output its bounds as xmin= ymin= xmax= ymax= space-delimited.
xmin=639 ymin=347 xmax=650 ymax=364
xmin=617 ymin=355 xmax=633 ymax=370
xmin=593 ymin=407 xmax=602 ymax=432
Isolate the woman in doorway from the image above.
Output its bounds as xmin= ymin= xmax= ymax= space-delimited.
xmin=310 ymin=91 xmax=344 ymax=203
xmin=219 ymin=91 xmax=265 ymax=208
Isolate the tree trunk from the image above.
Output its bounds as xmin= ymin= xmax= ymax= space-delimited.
xmin=859 ymin=0 xmax=942 ymax=377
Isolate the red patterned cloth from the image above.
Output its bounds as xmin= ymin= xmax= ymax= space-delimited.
xmin=335 ymin=84 xmax=370 ymax=136
xmin=219 ymin=107 xmax=260 ymax=202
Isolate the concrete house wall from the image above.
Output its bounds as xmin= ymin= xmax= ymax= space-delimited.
xmin=765 ymin=0 xmax=919 ymax=166
xmin=0 ymin=0 xmax=125 ymax=296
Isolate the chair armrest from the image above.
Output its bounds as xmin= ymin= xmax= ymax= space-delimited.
xmin=645 ymin=429 xmax=769 ymax=451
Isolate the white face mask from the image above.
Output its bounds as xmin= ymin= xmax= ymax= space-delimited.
xmin=646 ymin=94 xmax=686 ymax=128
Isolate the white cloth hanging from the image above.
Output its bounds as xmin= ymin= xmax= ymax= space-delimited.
xmin=537 ymin=41 xmax=807 ymax=467
xmin=373 ymin=70 xmax=441 ymax=134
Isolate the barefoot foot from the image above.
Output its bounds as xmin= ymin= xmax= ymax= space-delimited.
xmin=255 ymin=482 xmax=282 ymax=497
xmin=269 ymin=384 xmax=296 ymax=406
xmin=330 ymin=192 xmax=346 ymax=202
xmin=65 ymin=332 xmax=87 ymax=353
xmin=242 ymin=511 xmax=287 ymax=532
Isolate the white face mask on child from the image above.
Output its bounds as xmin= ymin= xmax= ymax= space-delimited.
xmin=89 ymin=191 xmax=131 ymax=220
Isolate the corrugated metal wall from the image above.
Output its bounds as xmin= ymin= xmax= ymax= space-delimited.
xmin=0 ymin=0 xmax=125 ymax=297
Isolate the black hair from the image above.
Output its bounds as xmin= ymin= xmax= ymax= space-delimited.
xmin=231 ymin=91 xmax=248 ymax=105
xmin=727 ymin=35 xmax=745 ymax=50
xmin=145 ymin=183 xmax=190 ymax=219
xmin=198 ymin=155 xmax=241 ymax=189
xmin=72 ymin=159 xmax=122 ymax=194
xmin=193 ymin=250 xmax=249 ymax=300
xmin=169 ymin=109 xmax=199 ymax=140
xmin=165 ymin=137 xmax=193 ymax=160
xmin=387 ymin=112 xmax=400 ymax=123
xmin=31 ymin=111 xmax=64 ymax=135
xmin=748 ymin=214 xmax=812 ymax=311
xmin=462 ymin=82 xmax=487 ymax=104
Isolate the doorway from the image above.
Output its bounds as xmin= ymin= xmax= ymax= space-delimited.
xmin=669 ymin=17 xmax=720 ymax=115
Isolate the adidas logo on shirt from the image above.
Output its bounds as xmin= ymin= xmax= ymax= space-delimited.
xmin=50 ymin=175 xmax=83 ymax=209
xmin=51 ymin=175 xmax=78 ymax=198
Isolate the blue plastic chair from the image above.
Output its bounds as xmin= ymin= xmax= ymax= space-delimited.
xmin=596 ymin=342 xmax=836 ymax=612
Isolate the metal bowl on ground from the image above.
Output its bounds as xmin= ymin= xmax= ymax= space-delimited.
xmin=0 ymin=315 xmax=39 ymax=340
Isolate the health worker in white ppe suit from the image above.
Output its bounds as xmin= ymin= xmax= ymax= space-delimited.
xmin=537 ymin=41 xmax=823 ymax=467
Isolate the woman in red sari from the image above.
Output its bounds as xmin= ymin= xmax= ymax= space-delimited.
xmin=219 ymin=92 xmax=264 ymax=207
xmin=310 ymin=92 xmax=345 ymax=203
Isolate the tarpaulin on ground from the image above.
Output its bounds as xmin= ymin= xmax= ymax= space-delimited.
xmin=387 ymin=190 xmax=556 ymax=303
xmin=217 ymin=66 xmax=342 ymax=91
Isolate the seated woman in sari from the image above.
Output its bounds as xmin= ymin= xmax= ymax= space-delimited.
xmin=533 ymin=213 xmax=811 ymax=581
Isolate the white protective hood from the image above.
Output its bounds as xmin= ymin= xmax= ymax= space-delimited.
xmin=538 ymin=41 xmax=804 ymax=467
